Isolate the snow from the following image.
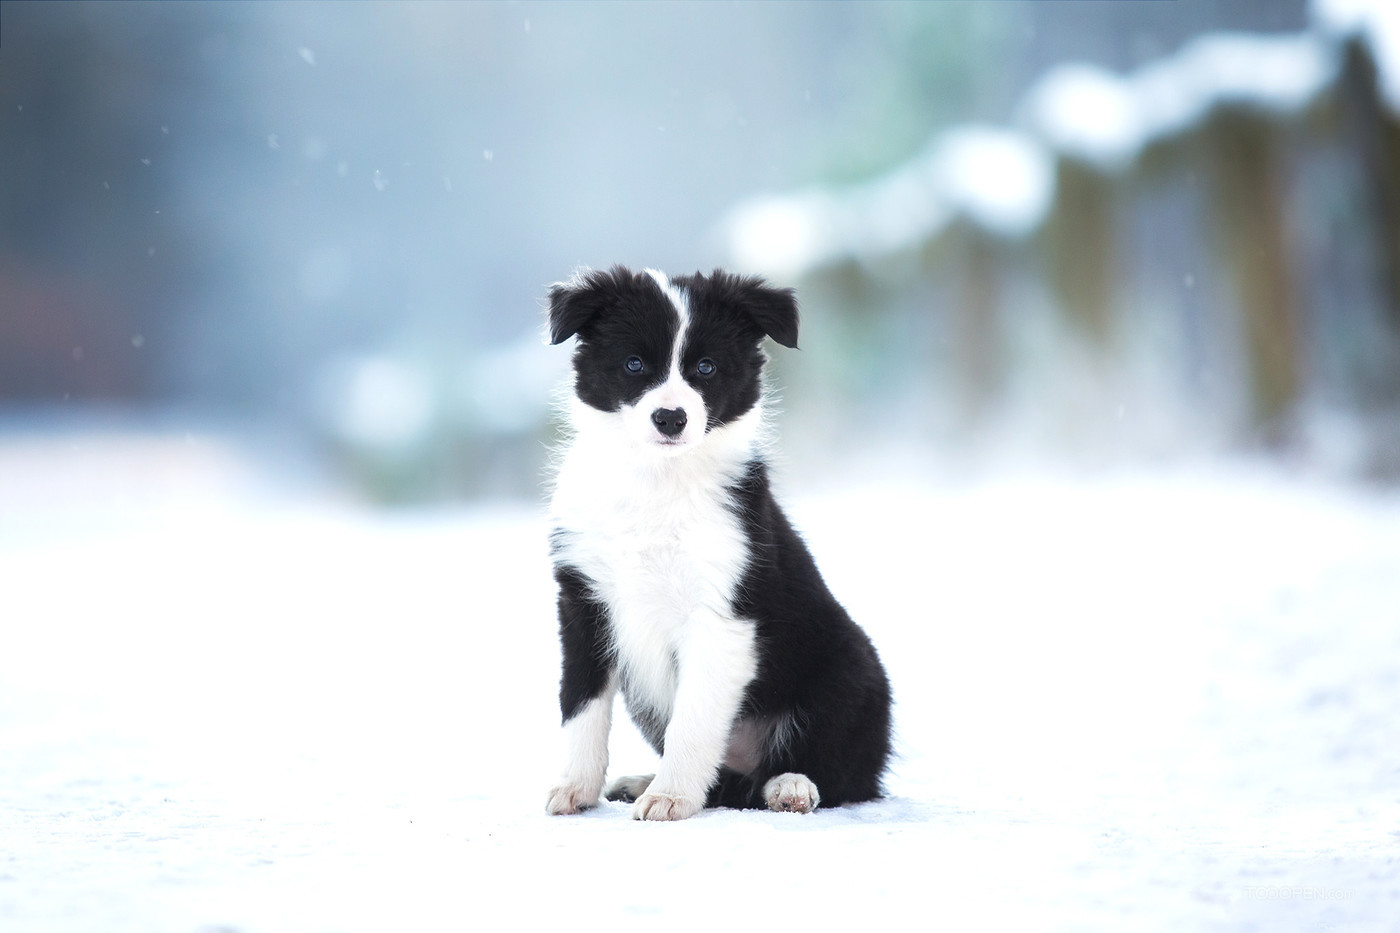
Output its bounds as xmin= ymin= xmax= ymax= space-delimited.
xmin=3 ymin=434 xmax=1400 ymax=931
xmin=1020 ymin=63 xmax=1145 ymax=171
xmin=723 ymin=190 xmax=861 ymax=282
xmin=933 ymin=126 xmax=1054 ymax=240
xmin=312 ymin=356 xmax=437 ymax=452
xmin=727 ymin=26 xmax=1342 ymax=277
xmin=721 ymin=128 xmax=1052 ymax=279
xmin=1023 ymin=32 xmax=1336 ymax=171
xmin=455 ymin=333 xmax=570 ymax=435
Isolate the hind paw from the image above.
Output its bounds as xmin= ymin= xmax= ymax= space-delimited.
xmin=762 ymin=773 xmax=820 ymax=813
xmin=604 ymin=774 xmax=655 ymax=803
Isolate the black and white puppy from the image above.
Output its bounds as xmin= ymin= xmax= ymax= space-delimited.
xmin=544 ymin=266 xmax=891 ymax=821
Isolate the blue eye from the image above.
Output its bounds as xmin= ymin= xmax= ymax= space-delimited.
xmin=624 ymin=356 xmax=644 ymax=374
xmin=696 ymin=358 xmax=716 ymax=377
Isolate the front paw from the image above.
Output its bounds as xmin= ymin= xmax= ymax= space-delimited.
xmin=546 ymin=782 xmax=601 ymax=815
xmin=632 ymin=790 xmax=702 ymax=821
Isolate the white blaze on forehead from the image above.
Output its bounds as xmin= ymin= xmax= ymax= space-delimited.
xmin=630 ymin=269 xmax=705 ymax=449
xmin=644 ymin=268 xmax=690 ymax=376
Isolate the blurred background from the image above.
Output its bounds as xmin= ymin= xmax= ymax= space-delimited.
xmin=3 ymin=0 xmax=1399 ymax=504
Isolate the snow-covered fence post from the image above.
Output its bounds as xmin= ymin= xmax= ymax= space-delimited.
xmin=926 ymin=129 xmax=1054 ymax=421
xmin=927 ymin=219 xmax=1007 ymax=418
xmin=1199 ymin=106 xmax=1305 ymax=436
xmin=1039 ymin=155 xmax=1119 ymax=348
xmin=1338 ymin=35 xmax=1400 ymax=339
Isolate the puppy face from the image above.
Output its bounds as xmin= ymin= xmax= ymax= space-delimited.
xmin=549 ymin=267 xmax=798 ymax=455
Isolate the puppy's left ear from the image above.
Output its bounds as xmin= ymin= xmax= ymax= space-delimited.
xmin=735 ymin=275 xmax=800 ymax=349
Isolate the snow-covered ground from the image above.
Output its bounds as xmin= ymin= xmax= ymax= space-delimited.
xmin=2 ymin=432 xmax=1398 ymax=931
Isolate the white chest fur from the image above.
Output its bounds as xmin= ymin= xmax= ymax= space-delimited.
xmin=549 ymin=410 xmax=758 ymax=721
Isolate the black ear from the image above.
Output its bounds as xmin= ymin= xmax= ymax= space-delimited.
xmin=547 ymin=267 xmax=627 ymax=345
xmin=731 ymin=272 xmax=799 ymax=349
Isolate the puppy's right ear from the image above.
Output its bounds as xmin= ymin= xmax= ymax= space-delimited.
xmin=548 ymin=283 xmax=597 ymax=345
xmin=547 ymin=268 xmax=625 ymax=344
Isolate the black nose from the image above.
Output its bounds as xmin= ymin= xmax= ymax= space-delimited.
xmin=651 ymin=407 xmax=687 ymax=438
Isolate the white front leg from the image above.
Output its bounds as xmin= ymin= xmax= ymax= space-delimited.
xmin=546 ymin=686 xmax=616 ymax=815
xmin=633 ymin=611 xmax=757 ymax=821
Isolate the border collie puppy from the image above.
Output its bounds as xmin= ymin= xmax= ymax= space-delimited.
xmin=544 ymin=266 xmax=891 ymax=821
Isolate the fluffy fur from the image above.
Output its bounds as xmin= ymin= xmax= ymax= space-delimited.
xmin=544 ymin=266 xmax=891 ymax=821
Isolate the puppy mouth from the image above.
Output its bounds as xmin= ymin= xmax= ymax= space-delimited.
xmin=651 ymin=434 xmax=693 ymax=451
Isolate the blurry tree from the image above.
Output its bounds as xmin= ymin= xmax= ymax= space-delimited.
xmin=0 ymin=2 xmax=215 ymax=403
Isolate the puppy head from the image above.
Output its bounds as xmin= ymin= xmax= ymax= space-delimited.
xmin=548 ymin=266 xmax=798 ymax=455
